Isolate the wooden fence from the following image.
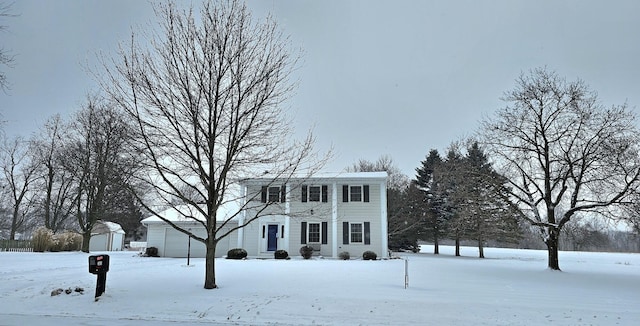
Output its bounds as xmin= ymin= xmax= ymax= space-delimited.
xmin=0 ymin=240 xmax=33 ymax=252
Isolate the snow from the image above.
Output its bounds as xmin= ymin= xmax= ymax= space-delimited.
xmin=99 ymin=221 xmax=125 ymax=234
xmin=1 ymin=245 xmax=638 ymax=325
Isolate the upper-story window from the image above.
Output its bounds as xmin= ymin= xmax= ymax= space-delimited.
xmin=342 ymin=185 xmax=370 ymax=202
xmin=301 ymin=185 xmax=328 ymax=203
xmin=261 ymin=185 xmax=286 ymax=203
xmin=268 ymin=187 xmax=281 ymax=202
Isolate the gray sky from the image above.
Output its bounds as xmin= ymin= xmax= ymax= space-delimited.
xmin=1 ymin=0 xmax=639 ymax=177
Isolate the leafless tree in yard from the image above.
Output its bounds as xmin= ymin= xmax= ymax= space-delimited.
xmin=1 ymin=137 xmax=38 ymax=240
xmin=29 ymin=115 xmax=76 ymax=233
xmin=62 ymin=97 xmax=138 ymax=252
xmin=0 ymin=2 xmax=15 ymax=92
xmin=481 ymin=67 xmax=640 ymax=270
xmin=98 ymin=1 xmax=326 ymax=289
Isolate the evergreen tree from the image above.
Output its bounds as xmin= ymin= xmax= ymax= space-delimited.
xmin=459 ymin=142 xmax=522 ymax=258
xmin=436 ymin=142 xmax=523 ymax=258
xmin=415 ymin=149 xmax=448 ymax=254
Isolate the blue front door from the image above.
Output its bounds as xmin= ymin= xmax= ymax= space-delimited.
xmin=267 ymin=224 xmax=278 ymax=251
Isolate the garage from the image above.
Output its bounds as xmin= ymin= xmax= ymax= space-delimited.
xmin=142 ymin=204 xmax=240 ymax=258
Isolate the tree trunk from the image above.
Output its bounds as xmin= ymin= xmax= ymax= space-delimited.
xmin=478 ymin=238 xmax=484 ymax=258
xmin=10 ymin=206 xmax=20 ymax=240
xmin=81 ymin=229 xmax=91 ymax=253
xmin=546 ymin=228 xmax=561 ymax=270
xmin=455 ymin=236 xmax=460 ymax=257
xmin=433 ymin=236 xmax=439 ymax=255
xmin=204 ymin=239 xmax=218 ymax=289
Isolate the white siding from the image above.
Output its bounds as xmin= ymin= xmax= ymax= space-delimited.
xmin=89 ymin=234 xmax=108 ymax=252
xmin=145 ymin=225 xmax=166 ymax=256
xmin=239 ymin=173 xmax=388 ymax=258
xmin=145 ymin=223 xmax=238 ymax=258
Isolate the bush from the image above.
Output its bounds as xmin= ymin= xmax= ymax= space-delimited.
xmin=226 ymin=248 xmax=248 ymax=259
xmin=145 ymin=247 xmax=159 ymax=257
xmin=299 ymin=245 xmax=313 ymax=259
xmin=274 ymin=249 xmax=289 ymax=259
xmin=338 ymin=251 xmax=350 ymax=260
xmin=32 ymin=227 xmax=54 ymax=252
xmin=362 ymin=251 xmax=377 ymax=260
xmin=388 ymin=238 xmax=419 ymax=253
xmin=50 ymin=232 xmax=82 ymax=252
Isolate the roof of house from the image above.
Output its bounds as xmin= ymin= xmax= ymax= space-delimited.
xmin=141 ymin=201 xmax=241 ymax=224
xmin=92 ymin=221 xmax=126 ymax=234
xmin=239 ymin=171 xmax=388 ymax=184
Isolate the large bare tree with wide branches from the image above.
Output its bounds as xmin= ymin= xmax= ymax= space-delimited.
xmin=99 ymin=0 xmax=324 ymax=289
xmin=481 ymin=68 xmax=640 ymax=270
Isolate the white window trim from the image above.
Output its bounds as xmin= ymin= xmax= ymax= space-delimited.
xmin=308 ymin=185 xmax=322 ymax=202
xmin=349 ymin=185 xmax=363 ymax=202
xmin=350 ymin=222 xmax=364 ymax=244
xmin=267 ymin=186 xmax=281 ymax=203
xmin=307 ymin=222 xmax=321 ymax=244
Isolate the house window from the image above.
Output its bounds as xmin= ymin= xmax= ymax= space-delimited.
xmin=350 ymin=186 xmax=362 ymax=202
xmin=342 ymin=221 xmax=371 ymax=245
xmin=301 ymin=185 xmax=328 ymax=203
xmin=309 ymin=186 xmax=321 ymax=202
xmin=268 ymin=187 xmax=280 ymax=202
xmin=350 ymin=223 xmax=363 ymax=243
xmin=342 ymin=185 xmax=370 ymax=202
xmin=300 ymin=221 xmax=328 ymax=245
xmin=261 ymin=185 xmax=286 ymax=203
xmin=308 ymin=223 xmax=320 ymax=243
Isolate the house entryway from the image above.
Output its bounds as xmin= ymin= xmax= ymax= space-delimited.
xmin=267 ymin=224 xmax=278 ymax=251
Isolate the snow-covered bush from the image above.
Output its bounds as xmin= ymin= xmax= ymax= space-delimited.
xmin=299 ymin=245 xmax=313 ymax=259
xmin=274 ymin=249 xmax=289 ymax=259
xmin=32 ymin=227 xmax=54 ymax=252
xmin=362 ymin=251 xmax=377 ymax=260
xmin=226 ymin=248 xmax=247 ymax=259
xmin=338 ymin=251 xmax=350 ymax=260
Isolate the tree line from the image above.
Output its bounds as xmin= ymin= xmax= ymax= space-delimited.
xmin=354 ymin=68 xmax=640 ymax=271
xmin=0 ymin=97 xmax=144 ymax=250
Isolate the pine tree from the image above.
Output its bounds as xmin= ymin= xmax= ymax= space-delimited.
xmin=415 ymin=149 xmax=448 ymax=254
xmin=439 ymin=142 xmax=523 ymax=258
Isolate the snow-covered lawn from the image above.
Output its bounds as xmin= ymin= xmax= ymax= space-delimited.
xmin=1 ymin=245 xmax=638 ymax=325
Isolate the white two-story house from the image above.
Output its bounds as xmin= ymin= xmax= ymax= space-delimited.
xmin=142 ymin=171 xmax=388 ymax=259
xmin=237 ymin=171 xmax=388 ymax=259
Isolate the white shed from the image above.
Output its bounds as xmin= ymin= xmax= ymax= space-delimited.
xmin=89 ymin=221 xmax=126 ymax=252
xmin=141 ymin=203 xmax=240 ymax=258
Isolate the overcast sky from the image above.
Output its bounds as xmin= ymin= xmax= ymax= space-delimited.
xmin=1 ymin=0 xmax=639 ymax=177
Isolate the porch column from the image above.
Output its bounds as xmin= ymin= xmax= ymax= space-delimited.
xmin=284 ymin=183 xmax=290 ymax=253
xmin=380 ymin=180 xmax=388 ymax=258
xmin=332 ymin=181 xmax=338 ymax=258
xmin=237 ymin=185 xmax=246 ymax=248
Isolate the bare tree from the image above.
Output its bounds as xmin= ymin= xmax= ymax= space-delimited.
xmin=62 ymin=97 xmax=137 ymax=252
xmin=99 ymin=1 xmax=324 ymax=289
xmin=347 ymin=155 xmax=408 ymax=190
xmin=0 ymin=2 xmax=15 ymax=91
xmin=30 ymin=115 xmax=75 ymax=232
xmin=1 ymin=137 xmax=38 ymax=239
xmin=481 ymin=68 xmax=640 ymax=270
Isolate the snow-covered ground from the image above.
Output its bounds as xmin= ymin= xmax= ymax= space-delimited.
xmin=1 ymin=245 xmax=638 ymax=325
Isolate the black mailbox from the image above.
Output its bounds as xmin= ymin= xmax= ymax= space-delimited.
xmin=89 ymin=255 xmax=110 ymax=274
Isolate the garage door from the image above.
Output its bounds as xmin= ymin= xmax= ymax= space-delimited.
xmin=163 ymin=227 xmax=235 ymax=258
xmin=164 ymin=228 xmax=207 ymax=258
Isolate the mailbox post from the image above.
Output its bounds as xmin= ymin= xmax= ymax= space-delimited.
xmin=88 ymin=254 xmax=109 ymax=301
